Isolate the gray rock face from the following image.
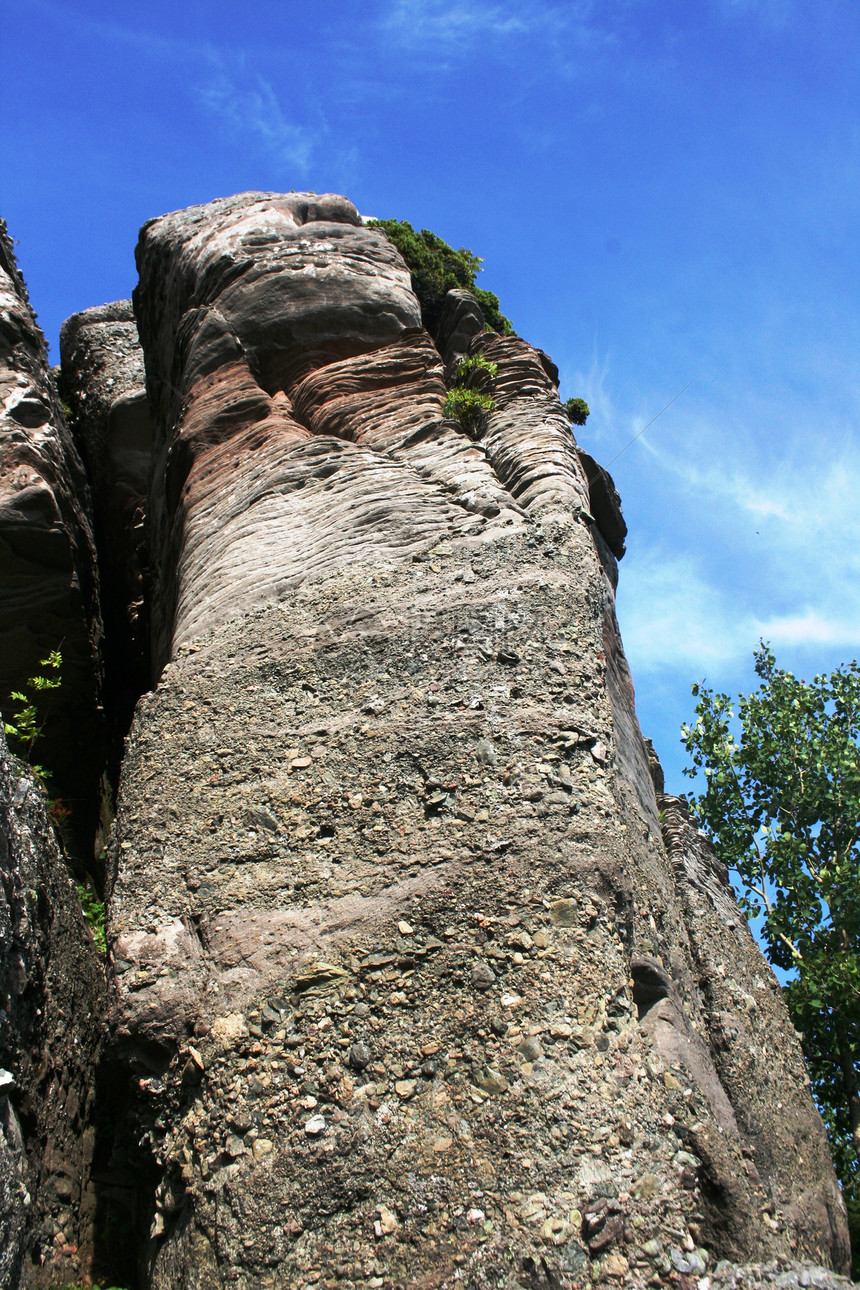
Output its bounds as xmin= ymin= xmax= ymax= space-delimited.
xmin=435 ymin=288 xmax=487 ymax=374
xmin=0 ymin=728 xmax=106 ymax=1287
xmin=59 ymin=301 xmax=153 ymax=725
xmin=656 ymin=795 xmax=849 ymax=1269
xmin=89 ymin=193 xmax=850 ymax=1287
xmin=576 ymin=447 xmax=627 ymax=563
xmin=0 ymin=220 xmax=104 ymax=861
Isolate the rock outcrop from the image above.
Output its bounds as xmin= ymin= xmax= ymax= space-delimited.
xmin=59 ymin=301 xmax=153 ymax=738
xmin=0 ymin=220 xmax=104 ymax=863
xmin=132 ymin=191 xmax=426 ymax=673
xmin=88 ymin=193 xmax=849 ymax=1286
xmin=0 ymin=195 xmax=851 ymax=1289
xmin=0 ymin=729 xmax=106 ymax=1287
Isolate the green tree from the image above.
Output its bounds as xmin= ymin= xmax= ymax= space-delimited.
xmin=681 ymin=644 xmax=860 ymax=1266
xmin=366 ymin=218 xmax=513 ymax=337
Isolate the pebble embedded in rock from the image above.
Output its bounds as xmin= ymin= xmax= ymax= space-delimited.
xmin=518 ymin=1037 xmax=543 ymax=1062
xmin=549 ymin=899 xmax=578 ymax=927
xmin=348 ymin=1042 xmax=372 ymax=1070
xmin=471 ymin=962 xmax=496 ymax=990
xmin=375 ymin=1205 xmax=399 ymax=1236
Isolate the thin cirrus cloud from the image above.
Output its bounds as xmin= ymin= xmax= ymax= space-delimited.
xmin=28 ymin=0 xmax=222 ymax=66
xmin=564 ymin=351 xmax=617 ymax=433
xmin=617 ymin=549 xmax=753 ymax=674
xmin=378 ymin=0 xmax=610 ymax=55
xmin=380 ymin=0 xmax=531 ymax=46
xmin=197 ymin=72 xmax=322 ymax=176
xmin=616 ymin=432 xmax=860 ymax=674
xmin=715 ymin=0 xmax=796 ymax=25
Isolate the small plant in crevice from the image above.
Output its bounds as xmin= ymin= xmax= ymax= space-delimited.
xmin=76 ymin=883 xmax=107 ymax=955
xmin=453 ymin=353 xmax=498 ymax=382
xmin=443 ymin=386 xmax=494 ymax=437
xmin=63 ymin=1283 xmax=128 ymax=1290
xmin=444 ymin=353 xmax=499 ymax=439
xmin=3 ymin=648 xmax=62 ymax=783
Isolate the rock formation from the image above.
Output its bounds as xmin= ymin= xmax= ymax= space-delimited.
xmin=0 ymin=219 xmax=104 ymax=864
xmin=0 ymin=729 xmax=106 ymax=1286
xmin=0 ymin=194 xmax=852 ymax=1288
xmin=60 ymin=301 xmax=153 ymax=744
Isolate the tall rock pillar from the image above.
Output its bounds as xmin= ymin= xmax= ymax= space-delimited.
xmin=103 ymin=193 xmax=848 ymax=1288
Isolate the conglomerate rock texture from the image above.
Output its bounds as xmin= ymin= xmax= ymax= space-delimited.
xmin=0 ymin=729 xmax=106 ymax=1287
xmin=0 ymin=220 xmax=104 ymax=861
xmin=85 ymin=192 xmax=848 ymax=1287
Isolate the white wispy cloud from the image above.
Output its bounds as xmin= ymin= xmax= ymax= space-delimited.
xmin=379 ymin=0 xmax=612 ymax=60
xmin=564 ymin=350 xmax=616 ymax=438
xmin=617 ymin=548 xmax=755 ymax=674
xmin=29 ymin=0 xmax=222 ymax=65
xmin=755 ymin=609 xmax=860 ymax=648
xmin=659 ymin=434 xmax=860 ymax=566
xmin=198 ymin=72 xmax=321 ymax=175
xmin=616 ymin=419 xmax=860 ymax=674
xmin=714 ymin=0 xmax=796 ymax=27
xmin=382 ymin=0 xmax=527 ymax=45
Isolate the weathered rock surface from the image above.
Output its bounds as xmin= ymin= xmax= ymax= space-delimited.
xmin=576 ymin=448 xmax=627 ymax=564
xmin=434 ymin=289 xmax=487 ymax=374
xmin=655 ymin=793 xmax=848 ymax=1267
xmin=59 ymin=301 xmax=153 ymax=730
xmin=0 ymin=220 xmax=104 ymax=861
xmin=0 ymin=728 xmax=106 ymax=1287
xmin=90 ymin=193 xmax=850 ymax=1287
xmin=132 ymin=192 xmax=578 ymax=674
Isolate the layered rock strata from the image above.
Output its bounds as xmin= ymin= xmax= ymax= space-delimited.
xmin=0 ymin=729 xmax=106 ymax=1288
xmin=95 ymin=193 xmax=849 ymax=1288
xmin=59 ymin=301 xmax=153 ymax=732
xmin=0 ymin=221 xmax=104 ymax=862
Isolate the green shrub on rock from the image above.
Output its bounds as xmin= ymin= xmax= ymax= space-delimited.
xmin=366 ymin=218 xmax=513 ymax=337
xmin=564 ymin=396 xmax=590 ymax=425
xmin=443 ymin=351 xmax=499 ymax=438
xmin=443 ymin=387 xmax=495 ymax=437
xmin=3 ymin=648 xmax=62 ymax=784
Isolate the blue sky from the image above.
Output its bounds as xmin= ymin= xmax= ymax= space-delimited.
xmin=3 ymin=0 xmax=859 ymax=793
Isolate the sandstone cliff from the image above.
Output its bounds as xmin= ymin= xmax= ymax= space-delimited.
xmin=0 ymin=194 xmax=852 ymax=1289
